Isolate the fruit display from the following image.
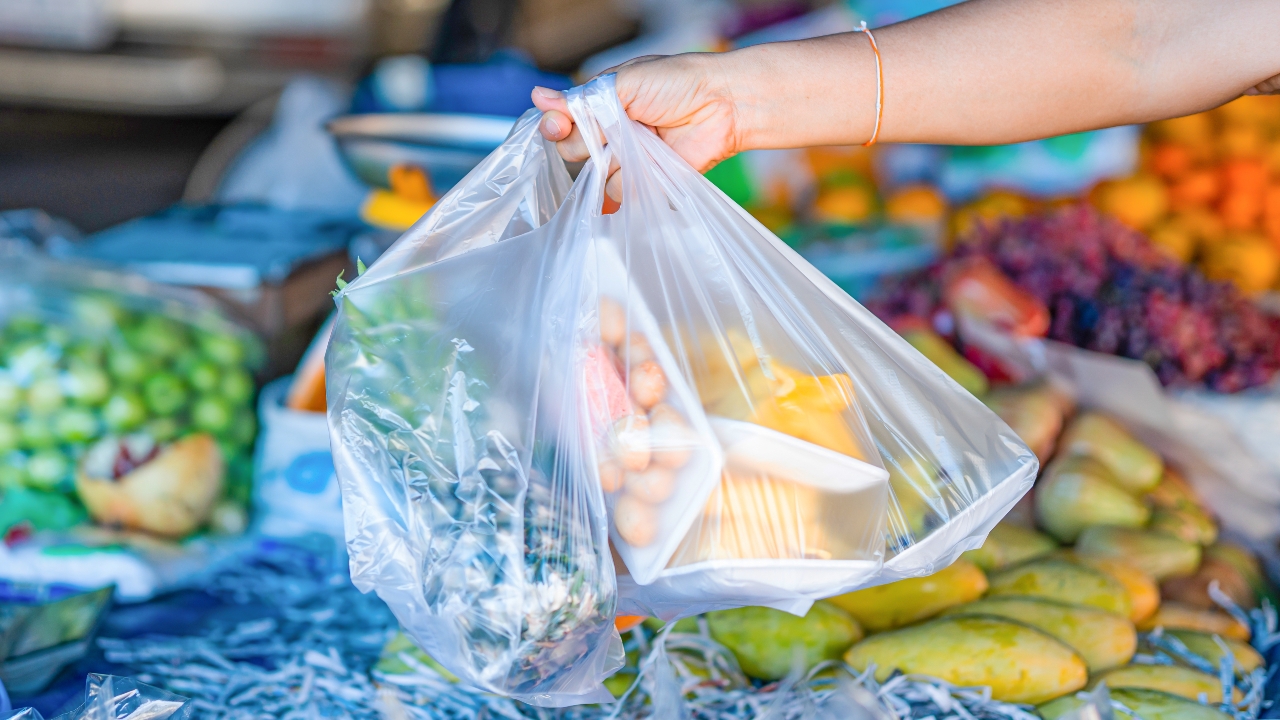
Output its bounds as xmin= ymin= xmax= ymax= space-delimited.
xmin=1092 ymin=95 xmax=1280 ymax=295
xmin=0 ymin=270 xmax=261 ymax=542
xmin=870 ymin=204 xmax=1280 ymax=391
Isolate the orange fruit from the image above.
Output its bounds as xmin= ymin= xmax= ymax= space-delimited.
xmin=1148 ymin=219 xmax=1196 ymax=263
xmin=1200 ymin=233 xmax=1280 ymax=294
xmin=1264 ymin=185 xmax=1280 ymax=247
xmin=1170 ymin=169 xmax=1221 ymax=209
xmin=1149 ymin=143 xmax=1194 ymax=180
xmin=951 ymin=190 xmax=1034 ymax=243
xmin=1174 ymin=207 xmax=1227 ymax=248
xmin=1093 ymin=176 xmax=1169 ymax=230
xmin=886 ymin=184 xmax=948 ymax=225
xmin=1219 ymin=123 xmax=1266 ymax=159
xmin=812 ymin=185 xmax=877 ymax=225
xmin=1149 ymin=113 xmax=1214 ymax=145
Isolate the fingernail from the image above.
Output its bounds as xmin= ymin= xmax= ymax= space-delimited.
xmin=533 ymin=86 xmax=562 ymax=99
xmin=542 ymin=115 xmax=561 ymax=136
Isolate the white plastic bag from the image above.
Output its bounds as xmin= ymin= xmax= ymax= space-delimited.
xmin=327 ymin=75 xmax=1037 ymax=705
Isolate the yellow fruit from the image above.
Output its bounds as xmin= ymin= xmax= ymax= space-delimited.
xmin=1041 ymin=687 xmax=1232 ymax=720
xmin=1076 ymin=526 xmax=1202 ymax=582
xmin=1072 ymin=555 xmax=1161 ymax=624
xmin=1094 ymin=176 xmax=1170 ymax=231
xmin=812 ymin=185 xmax=876 ymax=225
xmin=1138 ymin=602 xmax=1251 ymax=642
xmin=1165 ymin=629 xmax=1264 ymax=675
xmin=1200 ymin=233 xmax=1280 ymax=295
xmin=951 ymin=191 xmax=1034 ymax=243
xmin=706 ymin=602 xmax=864 ymax=681
xmin=1093 ymin=664 xmax=1241 ymax=703
xmin=1219 ymin=122 xmax=1266 ymax=159
xmin=886 ymin=185 xmax=948 ymax=225
xmin=1149 ymin=504 xmax=1218 ymax=546
xmin=981 ymin=385 xmax=1066 ymax=463
xmin=1058 ymin=413 xmax=1163 ymax=493
xmin=844 ymin=616 xmax=1087 ymax=704
xmin=987 ymin=559 xmax=1131 ymax=617
xmin=1174 ymin=207 xmax=1228 ymax=248
xmin=1148 ymin=219 xmax=1197 ymax=262
xmin=827 ymin=559 xmax=988 ymax=632
xmin=1034 ymin=456 xmax=1151 ymax=543
xmin=1161 ymin=556 xmax=1255 ymax=611
xmin=1149 ymin=114 xmax=1214 ymax=145
xmin=962 ymin=522 xmax=1057 ymax=573
xmin=941 ymin=596 xmax=1136 ymax=672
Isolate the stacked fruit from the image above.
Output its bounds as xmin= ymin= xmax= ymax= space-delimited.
xmin=0 ymin=291 xmax=259 ymax=540
xmin=688 ymin=407 xmax=1268 ymax=718
xmin=1092 ymin=95 xmax=1280 ymax=294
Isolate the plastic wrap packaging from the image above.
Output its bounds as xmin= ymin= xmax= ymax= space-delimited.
xmin=327 ymin=75 xmax=1037 ymax=706
xmin=3 ymin=675 xmax=191 ymax=720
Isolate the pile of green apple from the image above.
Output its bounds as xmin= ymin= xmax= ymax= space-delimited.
xmin=0 ymin=291 xmax=260 ymax=538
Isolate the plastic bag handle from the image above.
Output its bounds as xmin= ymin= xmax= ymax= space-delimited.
xmin=563 ymin=75 xmax=623 ymax=181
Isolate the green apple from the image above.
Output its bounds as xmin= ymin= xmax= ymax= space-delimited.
xmin=220 ymin=367 xmax=254 ymax=406
xmin=144 ymin=372 xmax=188 ymax=416
xmin=26 ymin=377 xmax=65 ymax=416
xmin=19 ymin=417 xmax=56 ymax=450
xmin=191 ymin=395 xmax=233 ymax=434
xmin=66 ymin=364 xmax=111 ymax=406
xmin=188 ymin=361 xmax=220 ymax=394
xmin=53 ymin=407 xmax=100 ymax=443
xmin=145 ymin=416 xmax=181 ymax=443
xmin=25 ymin=450 xmax=70 ymax=490
xmin=198 ymin=330 xmax=246 ymax=367
xmin=107 ymin=345 xmax=151 ymax=384
xmin=103 ymin=391 xmax=147 ymax=432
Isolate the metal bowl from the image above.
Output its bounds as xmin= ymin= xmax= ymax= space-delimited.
xmin=326 ymin=113 xmax=517 ymax=194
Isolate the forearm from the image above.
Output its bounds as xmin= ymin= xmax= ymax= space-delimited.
xmin=726 ymin=0 xmax=1280 ymax=149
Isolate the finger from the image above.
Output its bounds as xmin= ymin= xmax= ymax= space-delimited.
xmin=605 ymin=158 xmax=622 ymax=203
xmin=556 ymin=125 xmax=591 ymax=163
xmin=596 ymin=54 xmax=668 ymax=81
xmin=539 ymin=109 xmax=573 ymax=142
xmin=531 ymin=86 xmax=569 ymax=115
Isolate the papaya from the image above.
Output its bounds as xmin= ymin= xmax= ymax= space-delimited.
xmin=844 ymin=616 xmax=1087 ymax=704
xmin=1138 ymin=602 xmax=1251 ymax=642
xmin=1058 ymin=413 xmax=1163 ymax=493
xmin=1040 ymin=687 xmax=1232 ymax=720
xmin=705 ymin=601 xmax=863 ymax=681
xmin=1206 ymin=541 xmax=1276 ymax=605
xmin=1161 ymin=556 xmax=1255 ymax=610
xmin=982 ymin=385 xmax=1065 ymax=463
xmin=987 ymin=559 xmax=1131 ymax=617
xmin=1092 ymin=664 xmax=1241 ymax=703
xmin=961 ymin=522 xmax=1057 ymax=573
xmin=941 ymin=596 xmax=1136 ymax=672
xmin=1146 ymin=468 xmax=1207 ymax=512
xmin=827 ymin=559 xmax=987 ymax=632
xmin=1071 ymin=555 xmax=1161 ymax=624
xmin=1034 ymin=456 xmax=1151 ymax=543
xmin=885 ymin=453 xmax=944 ymax=544
xmin=1165 ymin=629 xmax=1264 ymax=676
xmin=1076 ymin=526 xmax=1201 ymax=581
xmin=1150 ymin=504 xmax=1217 ymax=546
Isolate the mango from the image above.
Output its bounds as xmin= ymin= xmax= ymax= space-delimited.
xmin=987 ymin=560 xmax=1131 ymax=617
xmin=1058 ymin=413 xmax=1163 ymax=493
xmin=706 ymin=601 xmax=863 ymax=681
xmin=1206 ymin=541 xmax=1275 ymax=605
xmin=827 ymin=559 xmax=988 ymax=632
xmin=982 ymin=385 xmax=1065 ymax=462
xmin=901 ymin=328 xmax=990 ymax=397
xmin=1165 ymin=630 xmax=1264 ymax=676
xmin=962 ymin=522 xmax=1057 ymax=572
xmin=1150 ymin=505 xmax=1218 ymax=546
xmin=1092 ymin=664 xmax=1240 ymax=703
xmin=1072 ymin=555 xmax=1161 ymax=623
xmin=1146 ymin=468 xmax=1206 ymax=512
xmin=1138 ymin=602 xmax=1251 ymax=642
xmin=1040 ymin=687 xmax=1232 ymax=720
xmin=844 ymin=616 xmax=1086 ymax=704
xmin=1035 ymin=456 xmax=1151 ymax=542
xmin=1076 ymin=526 xmax=1201 ymax=581
xmin=941 ymin=597 xmax=1136 ymax=672
xmin=1161 ymin=556 xmax=1255 ymax=610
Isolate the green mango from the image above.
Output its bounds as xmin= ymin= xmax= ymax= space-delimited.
xmin=1040 ymin=687 xmax=1232 ymax=720
xmin=1034 ymin=456 xmax=1150 ymax=543
xmin=941 ymin=597 xmax=1135 ymax=672
xmin=1164 ymin=629 xmax=1263 ymax=676
xmin=706 ymin=601 xmax=863 ymax=681
xmin=1150 ymin=505 xmax=1218 ymax=546
xmin=963 ymin=522 xmax=1057 ymax=572
xmin=827 ymin=559 xmax=988 ymax=632
xmin=901 ymin=328 xmax=989 ymax=397
xmin=1091 ymin=664 xmax=1240 ymax=703
xmin=844 ymin=616 xmax=1086 ymax=704
xmin=1076 ymin=526 xmax=1201 ymax=581
xmin=987 ymin=559 xmax=1131 ymax=617
xmin=1058 ymin=413 xmax=1163 ymax=493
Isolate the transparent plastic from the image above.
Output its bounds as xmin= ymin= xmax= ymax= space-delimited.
xmin=328 ymin=76 xmax=1038 ymax=706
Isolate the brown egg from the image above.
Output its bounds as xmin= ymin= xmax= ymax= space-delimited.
xmin=629 ymin=360 xmax=668 ymax=410
xmin=598 ymin=459 xmax=625 ymax=493
xmin=615 ymin=495 xmax=657 ymax=547
xmin=625 ymin=466 xmax=676 ymax=504
xmin=622 ymin=332 xmax=655 ymax=367
xmin=599 ymin=297 xmax=627 ymax=347
xmin=610 ymin=414 xmax=651 ymax=471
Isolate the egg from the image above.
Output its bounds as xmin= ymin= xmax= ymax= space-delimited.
xmin=625 ymin=465 xmax=676 ymax=503
xmin=629 ymin=359 xmax=668 ymax=410
xmin=599 ymin=297 xmax=627 ymax=347
xmin=598 ymin=459 xmax=624 ymax=493
xmin=615 ymin=494 xmax=657 ymax=547
xmin=622 ymin=332 xmax=655 ymax=367
xmin=610 ymin=414 xmax=651 ymax=471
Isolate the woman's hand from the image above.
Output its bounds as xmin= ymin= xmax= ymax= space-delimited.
xmin=532 ymin=54 xmax=747 ymax=201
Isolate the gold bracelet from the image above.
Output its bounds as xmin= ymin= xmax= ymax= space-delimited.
xmin=855 ymin=21 xmax=884 ymax=147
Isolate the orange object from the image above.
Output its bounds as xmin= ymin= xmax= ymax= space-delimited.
xmin=615 ymin=615 xmax=646 ymax=632
xmin=1264 ymin=185 xmax=1280 ymax=246
xmin=812 ymin=185 xmax=877 ymax=225
xmin=1219 ymin=123 xmax=1265 ymax=159
xmin=943 ymin=258 xmax=1050 ymax=338
xmin=388 ymin=164 xmax=436 ymax=203
xmin=951 ymin=190 xmax=1035 ymax=243
xmin=1149 ymin=114 xmax=1214 ymax=145
xmin=1149 ymin=143 xmax=1193 ymax=180
xmin=854 ymin=22 xmax=884 ymax=147
xmin=286 ymin=316 xmax=334 ymax=413
xmin=886 ymin=185 xmax=948 ymax=225
xmin=1173 ymin=207 xmax=1226 ymax=248
xmin=1148 ymin=219 xmax=1196 ymax=263
xmin=1092 ymin=176 xmax=1168 ymax=230
xmin=1201 ymin=233 xmax=1280 ymax=295
xmin=1170 ymin=169 xmax=1221 ymax=209
xmin=1219 ymin=159 xmax=1268 ymax=231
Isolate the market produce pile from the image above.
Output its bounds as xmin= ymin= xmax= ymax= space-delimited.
xmin=870 ymin=204 xmax=1280 ymax=391
xmin=0 ymin=276 xmax=260 ymax=542
xmin=1092 ymin=95 xmax=1280 ymax=295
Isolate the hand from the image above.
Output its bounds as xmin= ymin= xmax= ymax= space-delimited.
xmin=531 ymin=53 xmax=746 ymax=201
xmin=1245 ymin=73 xmax=1280 ymax=95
